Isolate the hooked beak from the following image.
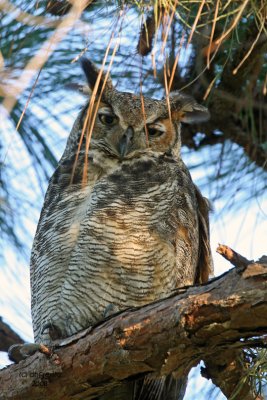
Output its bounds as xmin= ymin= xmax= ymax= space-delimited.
xmin=118 ymin=126 xmax=134 ymax=159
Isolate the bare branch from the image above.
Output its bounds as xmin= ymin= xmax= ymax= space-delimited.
xmin=216 ymin=243 xmax=252 ymax=269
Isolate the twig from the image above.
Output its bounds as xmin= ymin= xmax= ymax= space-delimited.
xmin=216 ymin=243 xmax=252 ymax=269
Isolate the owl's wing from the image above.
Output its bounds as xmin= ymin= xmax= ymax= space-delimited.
xmin=30 ymin=108 xmax=84 ymax=286
xmin=194 ymin=185 xmax=214 ymax=283
xmin=30 ymin=165 xmax=62 ymax=286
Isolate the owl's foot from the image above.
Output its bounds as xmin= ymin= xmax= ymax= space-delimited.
xmin=8 ymin=343 xmax=52 ymax=363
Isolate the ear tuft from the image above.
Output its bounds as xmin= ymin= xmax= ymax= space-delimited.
xmin=81 ymin=58 xmax=100 ymax=90
xmin=80 ymin=57 xmax=113 ymax=98
xmin=169 ymin=91 xmax=210 ymax=124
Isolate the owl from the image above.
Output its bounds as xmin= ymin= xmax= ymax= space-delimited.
xmin=20 ymin=59 xmax=213 ymax=399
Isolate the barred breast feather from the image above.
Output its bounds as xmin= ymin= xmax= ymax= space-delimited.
xmin=31 ymin=151 xmax=200 ymax=343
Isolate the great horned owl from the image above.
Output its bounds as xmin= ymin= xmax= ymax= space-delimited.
xmin=29 ymin=59 xmax=212 ymax=399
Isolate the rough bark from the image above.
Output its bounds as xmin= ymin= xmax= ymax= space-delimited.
xmin=0 ymin=250 xmax=266 ymax=400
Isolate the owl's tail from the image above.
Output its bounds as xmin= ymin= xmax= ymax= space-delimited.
xmin=98 ymin=375 xmax=188 ymax=400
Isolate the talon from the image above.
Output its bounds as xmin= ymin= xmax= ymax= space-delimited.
xmin=51 ymin=353 xmax=61 ymax=365
xmin=39 ymin=343 xmax=52 ymax=356
xmin=39 ymin=344 xmax=60 ymax=364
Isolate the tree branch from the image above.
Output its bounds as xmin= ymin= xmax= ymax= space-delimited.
xmin=0 ymin=258 xmax=266 ymax=400
xmin=0 ymin=318 xmax=23 ymax=352
xmin=216 ymin=243 xmax=252 ymax=269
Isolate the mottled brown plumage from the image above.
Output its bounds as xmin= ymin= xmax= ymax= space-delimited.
xmin=29 ymin=59 xmax=213 ymax=399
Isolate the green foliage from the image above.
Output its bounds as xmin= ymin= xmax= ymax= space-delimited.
xmin=229 ymin=348 xmax=267 ymax=399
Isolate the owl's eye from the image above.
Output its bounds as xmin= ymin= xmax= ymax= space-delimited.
xmin=147 ymin=125 xmax=165 ymax=138
xmin=99 ymin=113 xmax=118 ymax=126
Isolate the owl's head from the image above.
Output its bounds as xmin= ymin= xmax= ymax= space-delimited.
xmin=79 ymin=58 xmax=209 ymax=159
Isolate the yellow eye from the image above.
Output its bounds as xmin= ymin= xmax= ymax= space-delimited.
xmin=147 ymin=125 xmax=165 ymax=138
xmin=99 ymin=113 xmax=118 ymax=126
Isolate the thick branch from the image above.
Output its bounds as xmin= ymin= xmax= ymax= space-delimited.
xmin=0 ymin=318 xmax=23 ymax=352
xmin=0 ymin=261 xmax=266 ymax=400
